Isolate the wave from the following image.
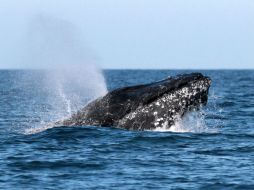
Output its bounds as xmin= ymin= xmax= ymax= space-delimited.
xmin=153 ymin=111 xmax=218 ymax=133
xmin=24 ymin=110 xmax=218 ymax=135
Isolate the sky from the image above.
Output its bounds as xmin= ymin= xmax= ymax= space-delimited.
xmin=0 ymin=0 xmax=253 ymax=69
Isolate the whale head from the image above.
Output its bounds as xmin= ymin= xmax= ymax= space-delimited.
xmin=62 ymin=73 xmax=211 ymax=130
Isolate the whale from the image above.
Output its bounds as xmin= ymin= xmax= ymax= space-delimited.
xmin=58 ymin=73 xmax=211 ymax=131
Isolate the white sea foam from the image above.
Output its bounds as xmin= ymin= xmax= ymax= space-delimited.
xmin=24 ymin=122 xmax=56 ymax=135
xmin=153 ymin=111 xmax=218 ymax=133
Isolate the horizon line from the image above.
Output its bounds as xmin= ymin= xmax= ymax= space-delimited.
xmin=0 ymin=68 xmax=254 ymax=71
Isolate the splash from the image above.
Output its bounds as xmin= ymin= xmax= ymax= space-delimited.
xmin=24 ymin=121 xmax=56 ymax=135
xmin=21 ymin=14 xmax=107 ymax=134
xmin=153 ymin=110 xmax=218 ymax=133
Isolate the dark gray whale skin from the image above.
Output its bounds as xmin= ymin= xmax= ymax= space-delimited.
xmin=59 ymin=73 xmax=211 ymax=131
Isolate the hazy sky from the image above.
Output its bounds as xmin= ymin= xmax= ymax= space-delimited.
xmin=0 ymin=0 xmax=253 ymax=69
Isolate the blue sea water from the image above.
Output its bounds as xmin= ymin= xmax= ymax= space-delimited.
xmin=0 ymin=70 xmax=254 ymax=189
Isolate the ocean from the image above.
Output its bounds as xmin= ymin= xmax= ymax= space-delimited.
xmin=0 ymin=70 xmax=254 ymax=189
